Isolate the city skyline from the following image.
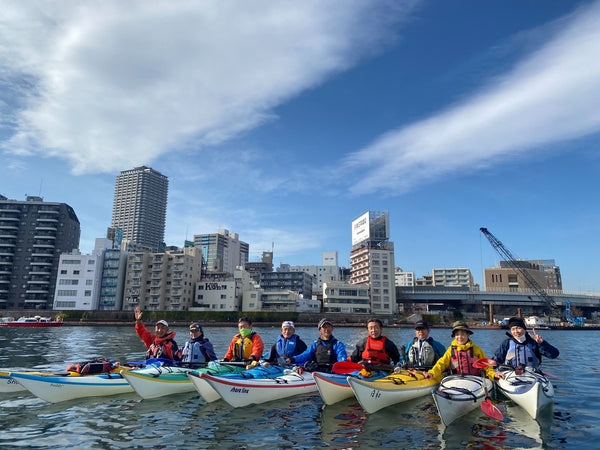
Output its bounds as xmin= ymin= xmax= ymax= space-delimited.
xmin=2 ymin=1 xmax=600 ymax=292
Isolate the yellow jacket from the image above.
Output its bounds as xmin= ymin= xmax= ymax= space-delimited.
xmin=428 ymin=339 xmax=495 ymax=382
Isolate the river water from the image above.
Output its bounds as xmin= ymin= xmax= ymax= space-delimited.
xmin=0 ymin=324 xmax=597 ymax=449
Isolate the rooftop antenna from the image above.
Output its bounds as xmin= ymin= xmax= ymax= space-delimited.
xmin=38 ymin=179 xmax=44 ymax=198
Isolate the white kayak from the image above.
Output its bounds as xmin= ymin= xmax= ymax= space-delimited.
xmin=9 ymin=371 xmax=133 ymax=403
xmin=313 ymin=372 xmax=355 ymax=405
xmin=496 ymin=365 xmax=554 ymax=419
xmin=200 ymin=367 xmax=317 ymax=407
xmin=432 ymin=374 xmax=494 ymax=426
xmin=187 ymin=363 xmax=285 ymax=403
xmin=122 ymin=362 xmax=247 ymax=400
xmin=0 ymin=370 xmax=29 ymax=392
xmin=348 ymin=369 xmax=439 ymax=414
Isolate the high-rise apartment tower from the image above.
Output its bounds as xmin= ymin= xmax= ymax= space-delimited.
xmin=111 ymin=166 xmax=168 ymax=252
xmin=0 ymin=195 xmax=80 ymax=310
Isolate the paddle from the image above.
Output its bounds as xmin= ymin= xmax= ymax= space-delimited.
xmin=332 ymin=361 xmax=395 ymax=374
xmin=472 ymin=358 xmax=504 ymax=421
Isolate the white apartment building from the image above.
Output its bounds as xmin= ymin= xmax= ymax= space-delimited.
xmin=350 ymin=211 xmax=397 ymax=315
xmin=287 ymin=257 xmax=340 ymax=293
xmin=191 ymin=267 xmax=257 ymax=312
xmin=395 ymin=268 xmax=415 ymax=287
xmin=53 ymin=238 xmax=112 ymax=310
xmin=432 ymin=268 xmax=474 ymax=288
xmin=323 ymin=276 xmax=370 ymax=314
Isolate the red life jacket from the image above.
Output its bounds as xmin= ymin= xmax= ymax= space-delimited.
xmin=450 ymin=346 xmax=480 ymax=375
xmin=361 ymin=336 xmax=391 ymax=365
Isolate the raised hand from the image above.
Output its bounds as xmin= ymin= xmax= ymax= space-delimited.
xmin=529 ymin=327 xmax=543 ymax=343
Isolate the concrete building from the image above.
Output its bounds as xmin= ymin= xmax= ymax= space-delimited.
xmin=191 ymin=267 xmax=257 ymax=312
xmin=323 ymin=276 xmax=370 ymax=314
xmin=194 ymin=229 xmax=249 ymax=275
xmin=285 ymin=251 xmax=341 ymax=293
xmin=527 ymin=259 xmax=562 ymax=292
xmin=111 ymin=166 xmax=168 ymax=252
xmin=244 ymin=251 xmax=273 ymax=283
xmin=0 ymin=195 xmax=80 ymax=310
xmin=432 ymin=268 xmax=474 ymax=288
xmin=123 ymin=247 xmax=202 ymax=311
xmin=395 ymin=268 xmax=415 ymax=287
xmin=53 ymin=239 xmax=112 ymax=310
xmin=98 ymin=246 xmax=128 ymax=311
xmin=350 ymin=211 xmax=396 ymax=315
xmin=483 ymin=261 xmax=551 ymax=293
xmin=260 ymin=270 xmax=313 ymax=300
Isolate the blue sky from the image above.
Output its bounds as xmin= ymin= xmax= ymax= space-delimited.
xmin=2 ymin=1 xmax=599 ymax=292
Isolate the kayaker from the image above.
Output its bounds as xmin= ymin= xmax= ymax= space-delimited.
xmin=350 ymin=318 xmax=401 ymax=365
xmin=397 ymin=320 xmax=446 ymax=370
xmin=263 ymin=321 xmax=308 ymax=366
xmin=134 ymin=306 xmax=179 ymax=361
xmin=287 ymin=318 xmax=347 ymax=373
xmin=492 ymin=317 xmax=559 ymax=371
xmin=222 ymin=317 xmax=264 ymax=363
xmin=178 ymin=322 xmax=218 ymax=364
xmin=423 ymin=321 xmax=502 ymax=381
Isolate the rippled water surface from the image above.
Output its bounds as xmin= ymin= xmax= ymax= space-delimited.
xmin=1 ymin=325 xmax=598 ymax=448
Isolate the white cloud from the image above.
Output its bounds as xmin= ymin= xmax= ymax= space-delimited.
xmin=344 ymin=1 xmax=600 ymax=195
xmin=0 ymin=0 xmax=411 ymax=175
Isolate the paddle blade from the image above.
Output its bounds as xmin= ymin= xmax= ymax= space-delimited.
xmin=473 ymin=358 xmax=497 ymax=369
xmin=332 ymin=361 xmax=363 ymax=374
xmin=481 ymin=399 xmax=503 ymax=420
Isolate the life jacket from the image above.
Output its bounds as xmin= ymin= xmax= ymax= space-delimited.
xmin=406 ymin=337 xmax=438 ymax=369
xmin=66 ymin=358 xmax=113 ymax=374
xmin=315 ymin=337 xmax=338 ymax=366
xmin=275 ymin=334 xmax=300 ymax=358
xmin=361 ymin=336 xmax=390 ymax=364
xmin=146 ymin=331 xmax=178 ymax=360
xmin=505 ymin=338 xmax=540 ymax=368
xmin=181 ymin=338 xmax=210 ymax=363
xmin=233 ymin=333 xmax=255 ymax=360
xmin=450 ymin=345 xmax=480 ymax=375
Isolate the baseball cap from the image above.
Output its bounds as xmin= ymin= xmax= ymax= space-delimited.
xmin=189 ymin=323 xmax=202 ymax=332
xmin=415 ymin=320 xmax=429 ymax=330
xmin=156 ymin=319 xmax=169 ymax=327
xmin=281 ymin=321 xmax=295 ymax=329
xmin=318 ymin=318 xmax=333 ymax=329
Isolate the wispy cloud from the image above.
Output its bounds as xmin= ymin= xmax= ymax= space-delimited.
xmin=343 ymin=1 xmax=600 ymax=195
xmin=0 ymin=0 xmax=412 ymax=175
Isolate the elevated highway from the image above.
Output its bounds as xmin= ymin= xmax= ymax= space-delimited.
xmin=396 ymin=287 xmax=600 ymax=318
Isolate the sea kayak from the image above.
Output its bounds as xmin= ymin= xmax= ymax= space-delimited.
xmin=1 ymin=370 xmax=30 ymax=392
xmin=1 ymin=363 xmax=126 ymax=395
xmin=200 ymin=367 xmax=317 ymax=407
xmin=9 ymin=371 xmax=133 ymax=403
xmin=432 ymin=374 xmax=494 ymax=426
xmin=121 ymin=362 xmax=246 ymax=400
xmin=313 ymin=370 xmax=390 ymax=405
xmin=495 ymin=365 xmax=554 ymax=419
xmin=187 ymin=363 xmax=285 ymax=403
xmin=348 ymin=369 xmax=438 ymax=413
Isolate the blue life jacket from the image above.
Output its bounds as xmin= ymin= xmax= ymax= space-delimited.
xmin=275 ymin=334 xmax=300 ymax=358
xmin=505 ymin=339 xmax=540 ymax=368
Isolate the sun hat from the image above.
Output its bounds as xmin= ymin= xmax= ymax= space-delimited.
xmin=318 ymin=318 xmax=333 ymax=329
xmin=281 ymin=321 xmax=295 ymax=329
xmin=189 ymin=323 xmax=202 ymax=332
xmin=156 ymin=319 xmax=169 ymax=327
xmin=451 ymin=320 xmax=473 ymax=336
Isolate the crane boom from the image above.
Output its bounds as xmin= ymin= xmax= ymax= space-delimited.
xmin=480 ymin=227 xmax=557 ymax=309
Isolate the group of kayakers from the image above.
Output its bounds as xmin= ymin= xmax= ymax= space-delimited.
xmin=133 ymin=306 xmax=559 ymax=379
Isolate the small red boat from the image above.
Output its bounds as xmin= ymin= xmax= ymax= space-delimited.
xmin=0 ymin=315 xmax=63 ymax=328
